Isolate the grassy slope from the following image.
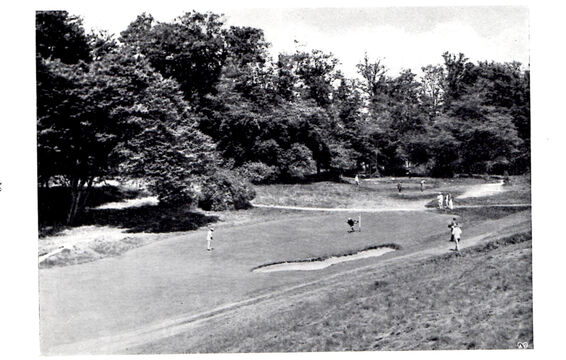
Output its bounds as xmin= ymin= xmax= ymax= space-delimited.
xmin=188 ymin=233 xmax=533 ymax=352
xmin=253 ymin=177 xmax=505 ymax=208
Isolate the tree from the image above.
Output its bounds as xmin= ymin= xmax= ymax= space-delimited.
xmin=120 ymin=11 xmax=227 ymax=105
xmin=356 ymin=53 xmax=387 ymax=100
xmin=37 ymin=33 xmax=221 ymax=222
xmin=420 ymin=64 xmax=445 ymax=120
xmin=36 ymin=11 xmax=92 ymax=64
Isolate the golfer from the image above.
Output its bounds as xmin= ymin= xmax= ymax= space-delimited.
xmin=207 ymin=226 xmax=214 ymax=251
xmin=437 ymin=193 xmax=444 ymax=209
xmin=354 ymin=174 xmax=360 ymax=188
xmin=447 ymin=193 xmax=454 ymax=210
xmin=448 ymin=218 xmax=458 ymax=241
xmin=420 ymin=180 xmax=425 ymax=192
xmin=397 ymin=182 xmax=402 ymax=193
xmin=452 ymin=224 xmax=462 ymax=251
xmin=346 ymin=217 xmax=358 ymax=232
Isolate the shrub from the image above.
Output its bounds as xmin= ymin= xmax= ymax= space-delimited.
xmin=235 ymin=162 xmax=280 ymax=184
xmin=149 ymin=178 xmax=199 ymax=207
xmin=198 ymin=169 xmax=256 ymax=210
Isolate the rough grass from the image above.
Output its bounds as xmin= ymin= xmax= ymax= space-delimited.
xmin=450 ymin=206 xmax=532 ymax=224
xmin=189 ymin=232 xmax=533 ymax=352
xmin=254 ymin=177 xmax=504 ymax=208
xmin=39 ymin=236 xmax=149 ymax=268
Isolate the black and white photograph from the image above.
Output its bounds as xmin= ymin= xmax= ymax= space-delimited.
xmin=2 ymin=0 xmax=565 ymax=358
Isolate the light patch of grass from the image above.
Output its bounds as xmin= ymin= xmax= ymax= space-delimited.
xmin=39 ymin=237 xmax=149 ymax=268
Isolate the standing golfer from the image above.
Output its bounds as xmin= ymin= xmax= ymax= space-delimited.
xmin=420 ymin=179 xmax=425 ymax=192
xmin=354 ymin=174 xmax=360 ymax=188
xmin=447 ymin=193 xmax=454 ymax=210
xmin=448 ymin=218 xmax=458 ymax=242
xmin=206 ymin=226 xmax=214 ymax=251
xmin=452 ymin=224 xmax=462 ymax=251
xmin=437 ymin=193 xmax=444 ymax=209
xmin=397 ymin=182 xmax=402 ymax=193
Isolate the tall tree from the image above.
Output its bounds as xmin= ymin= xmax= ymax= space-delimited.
xmin=36 ymin=11 xmax=92 ymax=64
xmin=37 ymin=27 xmax=220 ymax=223
xmin=420 ymin=64 xmax=445 ymax=121
xmin=120 ymin=11 xmax=227 ymax=105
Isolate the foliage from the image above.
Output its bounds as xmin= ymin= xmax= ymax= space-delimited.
xmin=37 ymin=12 xmax=220 ymax=222
xmin=235 ymin=162 xmax=280 ymax=184
xmin=120 ymin=12 xmax=227 ymax=105
xmin=198 ymin=170 xmax=256 ymax=211
xmin=36 ymin=10 xmax=531 ymax=227
xmin=36 ymin=11 xmax=92 ymax=64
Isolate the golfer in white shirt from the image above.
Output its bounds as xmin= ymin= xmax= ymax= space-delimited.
xmin=452 ymin=225 xmax=462 ymax=251
xmin=207 ymin=227 xmax=214 ymax=251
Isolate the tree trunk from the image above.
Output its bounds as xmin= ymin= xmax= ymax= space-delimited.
xmin=66 ymin=189 xmax=81 ymax=225
xmin=65 ymin=177 xmax=92 ymax=225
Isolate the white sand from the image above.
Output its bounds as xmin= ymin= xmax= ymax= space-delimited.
xmin=458 ymin=181 xmax=505 ymax=199
xmin=253 ymin=247 xmax=396 ymax=272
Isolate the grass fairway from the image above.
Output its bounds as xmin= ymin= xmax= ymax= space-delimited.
xmin=139 ymin=233 xmax=533 ymax=353
xmin=40 ymin=210 xmax=454 ymax=354
xmin=39 ymin=177 xmax=532 ymax=354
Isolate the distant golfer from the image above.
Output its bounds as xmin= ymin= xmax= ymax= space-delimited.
xmin=437 ymin=193 xmax=444 ymax=209
xmin=346 ymin=217 xmax=358 ymax=232
xmin=397 ymin=182 xmax=402 ymax=193
xmin=420 ymin=180 xmax=425 ymax=192
xmin=448 ymin=218 xmax=458 ymax=242
xmin=206 ymin=226 xmax=214 ymax=251
xmin=447 ymin=193 xmax=454 ymax=210
xmin=354 ymin=174 xmax=360 ymax=188
xmin=452 ymin=224 xmax=462 ymax=251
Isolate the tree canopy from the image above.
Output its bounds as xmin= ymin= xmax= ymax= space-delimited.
xmin=36 ymin=10 xmax=530 ymax=222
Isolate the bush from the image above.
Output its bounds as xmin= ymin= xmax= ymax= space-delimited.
xmin=198 ymin=169 xmax=256 ymax=211
xmin=235 ymin=162 xmax=280 ymax=184
xmin=149 ymin=178 xmax=199 ymax=207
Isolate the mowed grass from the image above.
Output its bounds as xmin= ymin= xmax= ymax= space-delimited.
xmin=41 ymin=176 xmax=532 ymax=353
xmin=185 ymin=233 xmax=533 ymax=352
xmin=40 ymin=210 xmax=453 ymax=352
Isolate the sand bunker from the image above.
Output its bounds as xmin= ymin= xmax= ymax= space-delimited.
xmin=253 ymin=246 xmax=397 ymax=273
xmin=458 ymin=181 xmax=505 ymax=199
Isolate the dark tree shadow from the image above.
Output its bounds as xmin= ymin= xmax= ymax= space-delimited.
xmin=38 ymin=186 xmax=218 ymax=235
xmin=74 ymin=205 xmax=219 ymax=233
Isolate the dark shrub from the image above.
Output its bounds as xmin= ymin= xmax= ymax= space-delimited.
xmin=235 ymin=161 xmax=280 ymax=184
xmin=198 ymin=169 xmax=256 ymax=210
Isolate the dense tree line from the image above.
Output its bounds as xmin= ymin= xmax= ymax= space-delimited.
xmin=36 ymin=11 xmax=530 ymax=223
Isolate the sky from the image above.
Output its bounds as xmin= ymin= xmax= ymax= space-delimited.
xmin=62 ymin=3 xmax=530 ymax=78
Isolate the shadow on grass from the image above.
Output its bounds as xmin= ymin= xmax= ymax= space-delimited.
xmin=74 ymin=205 xmax=219 ymax=234
xmin=38 ymin=186 xmax=218 ymax=235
